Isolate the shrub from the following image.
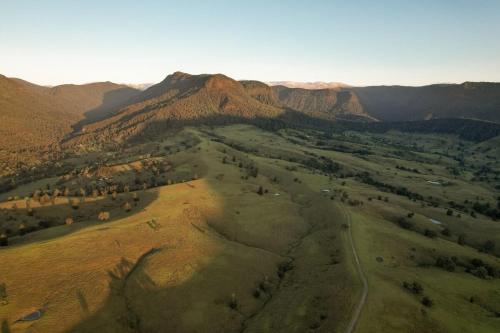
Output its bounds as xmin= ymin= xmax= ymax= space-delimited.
xmin=257 ymin=186 xmax=264 ymax=195
xmin=436 ymin=256 xmax=456 ymax=272
xmin=277 ymin=261 xmax=293 ymax=279
xmin=470 ymin=266 xmax=489 ymax=279
xmin=441 ymin=228 xmax=451 ymax=237
xmin=398 ymin=218 xmax=414 ymax=230
xmin=403 ymin=281 xmax=423 ymax=295
xmin=38 ymin=220 xmax=51 ymax=229
xmin=229 ymin=293 xmax=238 ymax=310
xmin=481 ymin=240 xmax=495 ymax=253
xmin=421 ymin=296 xmax=434 ymax=307
xmin=424 ymin=229 xmax=437 ymax=238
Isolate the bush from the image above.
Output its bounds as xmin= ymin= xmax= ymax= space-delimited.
xmin=421 ymin=296 xmax=434 ymax=307
xmin=257 ymin=186 xmax=264 ymax=195
xmin=398 ymin=218 xmax=414 ymax=230
xmin=441 ymin=228 xmax=451 ymax=237
xmin=436 ymin=256 xmax=456 ymax=272
xmin=470 ymin=266 xmax=489 ymax=279
xmin=424 ymin=229 xmax=437 ymax=238
xmin=229 ymin=293 xmax=238 ymax=309
xmin=403 ymin=281 xmax=423 ymax=295
xmin=277 ymin=261 xmax=293 ymax=279
xmin=481 ymin=240 xmax=495 ymax=253
xmin=38 ymin=220 xmax=51 ymax=229
xmin=458 ymin=234 xmax=466 ymax=245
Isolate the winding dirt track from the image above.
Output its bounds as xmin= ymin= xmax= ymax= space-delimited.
xmin=342 ymin=206 xmax=368 ymax=333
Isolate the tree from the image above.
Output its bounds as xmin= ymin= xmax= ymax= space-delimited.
xmin=98 ymin=211 xmax=110 ymax=221
xmin=441 ymin=228 xmax=451 ymax=237
xmin=132 ymin=192 xmax=139 ymax=202
xmin=446 ymin=209 xmax=453 ymax=216
xmin=403 ymin=281 xmax=423 ymax=295
xmin=458 ymin=234 xmax=466 ymax=245
xmin=421 ymin=296 xmax=434 ymax=307
xmin=123 ymin=202 xmax=132 ymax=212
xmin=398 ymin=218 xmax=414 ymax=230
xmin=482 ymin=240 xmax=495 ymax=253
xmin=229 ymin=293 xmax=238 ymax=310
xmin=257 ymin=186 xmax=264 ymax=195
xmin=65 ymin=217 xmax=74 ymax=225
xmin=424 ymin=229 xmax=437 ymax=238
xmin=18 ymin=223 xmax=27 ymax=236
xmin=0 ymin=233 xmax=7 ymax=247
xmin=71 ymin=198 xmax=79 ymax=210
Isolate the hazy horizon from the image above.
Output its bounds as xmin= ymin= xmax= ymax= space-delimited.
xmin=2 ymin=0 xmax=500 ymax=86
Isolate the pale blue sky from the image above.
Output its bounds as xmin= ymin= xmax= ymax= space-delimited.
xmin=1 ymin=0 xmax=499 ymax=86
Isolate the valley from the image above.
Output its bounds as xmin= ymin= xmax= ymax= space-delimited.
xmin=3 ymin=2 xmax=500 ymax=331
xmin=1 ymin=123 xmax=499 ymax=333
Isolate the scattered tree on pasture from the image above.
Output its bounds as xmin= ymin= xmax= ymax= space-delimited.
xmin=98 ymin=211 xmax=110 ymax=221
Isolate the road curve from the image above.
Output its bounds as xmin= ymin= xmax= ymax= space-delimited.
xmin=342 ymin=206 xmax=368 ymax=333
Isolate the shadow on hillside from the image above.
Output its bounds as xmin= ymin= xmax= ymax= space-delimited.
xmin=66 ymin=252 xmax=244 ymax=333
xmin=71 ymin=87 xmax=140 ymax=132
xmin=1 ymin=190 xmax=159 ymax=247
xmin=62 ymin=132 xmax=357 ymax=333
xmin=70 ymin=106 xmax=500 ymax=147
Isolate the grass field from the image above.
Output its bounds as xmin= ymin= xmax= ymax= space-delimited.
xmin=1 ymin=124 xmax=499 ymax=332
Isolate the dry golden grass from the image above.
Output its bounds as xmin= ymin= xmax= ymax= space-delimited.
xmin=0 ymin=180 xmax=223 ymax=332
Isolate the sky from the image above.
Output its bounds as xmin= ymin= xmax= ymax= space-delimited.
xmin=1 ymin=0 xmax=500 ymax=86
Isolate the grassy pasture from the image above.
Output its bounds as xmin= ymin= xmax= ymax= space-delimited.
xmin=0 ymin=124 xmax=499 ymax=333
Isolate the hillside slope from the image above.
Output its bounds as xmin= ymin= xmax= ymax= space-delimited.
xmin=272 ymin=85 xmax=375 ymax=121
xmin=70 ymin=72 xmax=284 ymax=145
xmin=0 ymin=75 xmax=139 ymax=151
xmin=353 ymin=82 xmax=500 ymax=122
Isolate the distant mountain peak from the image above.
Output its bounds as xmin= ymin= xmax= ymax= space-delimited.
xmin=266 ymin=81 xmax=351 ymax=90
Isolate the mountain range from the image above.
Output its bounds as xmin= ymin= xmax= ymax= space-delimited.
xmin=266 ymin=81 xmax=350 ymax=89
xmin=1 ymin=71 xmax=500 ymax=152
